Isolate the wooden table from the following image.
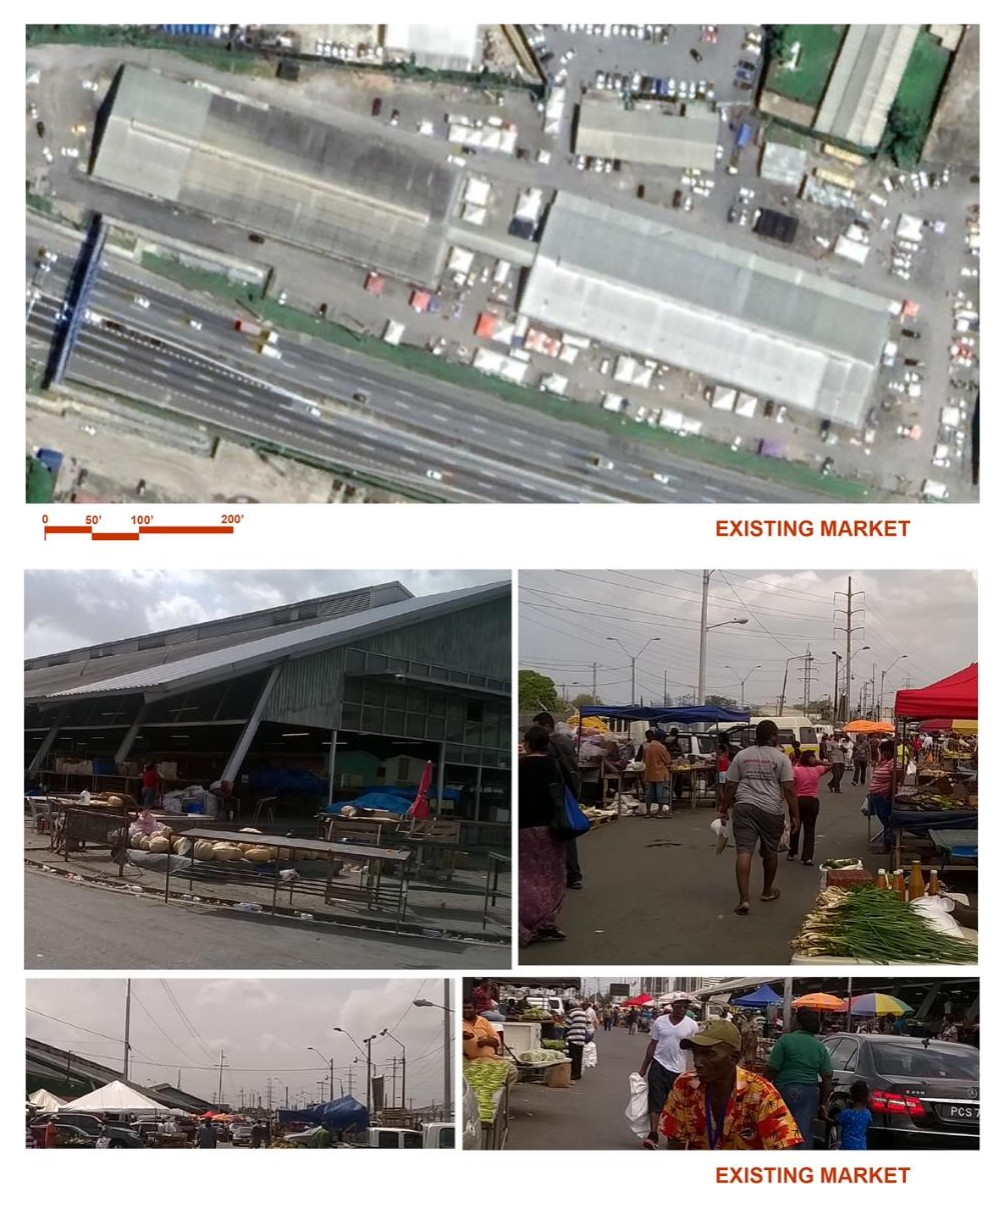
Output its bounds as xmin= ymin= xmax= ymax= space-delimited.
xmin=169 ymin=827 xmax=413 ymax=930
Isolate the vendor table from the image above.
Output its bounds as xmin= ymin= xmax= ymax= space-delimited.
xmin=55 ymin=807 xmax=130 ymax=871
xmin=883 ymin=809 xmax=979 ymax=869
xmin=169 ymin=827 xmax=412 ymax=930
xmin=670 ymin=765 xmax=716 ymax=810
xmin=482 ymin=851 xmax=510 ymax=929
xmin=928 ymin=828 xmax=979 ymax=868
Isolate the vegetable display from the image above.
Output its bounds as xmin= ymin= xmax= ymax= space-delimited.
xmin=516 ymin=1008 xmax=551 ymax=1020
xmin=792 ymin=884 xmax=977 ymax=963
xmin=463 ymin=1061 xmax=511 ymax=1121
xmin=517 ymin=1049 xmax=564 ymax=1065
xmin=541 ymin=1038 xmax=567 ymax=1051
xmin=819 ymin=858 xmax=861 ymax=871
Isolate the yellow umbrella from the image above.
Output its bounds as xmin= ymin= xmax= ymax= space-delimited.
xmin=793 ymin=992 xmax=846 ymax=1011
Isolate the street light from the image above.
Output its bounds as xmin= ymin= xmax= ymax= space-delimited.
xmin=363 ymin=1034 xmax=379 ymax=1117
xmin=725 ymin=664 xmax=761 ymax=710
xmin=878 ymin=655 xmax=908 ymax=721
xmin=847 ymin=646 xmax=871 ymax=718
xmin=605 ymin=636 xmax=661 ymax=704
xmin=698 ymin=571 xmax=749 ymax=704
xmin=413 ymin=981 xmax=453 ymax=1120
xmin=777 ymin=655 xmax=811 ymax=716
xmin=332 ymin=1026 xmax=367 ymax=1059
xmin=307 ymin=1047 xmax=334 ymax=1102
xmin=378 ymin=1029 xmax=407 ymax=1111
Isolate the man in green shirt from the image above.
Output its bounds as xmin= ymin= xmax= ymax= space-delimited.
xmin=765 ymin=1008 xmax=833 ymax=1150
xmin=310 ymin=1122 xmax=332 ymax=1148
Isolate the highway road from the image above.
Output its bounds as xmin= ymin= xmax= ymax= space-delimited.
xmin=26 ymin=222 xmax=826 ymax=504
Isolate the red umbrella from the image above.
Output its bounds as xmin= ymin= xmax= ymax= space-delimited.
xmin=406 ymin=761 xmax=434 ymax=821
xmin=623 ymin=993 xmax=653 ymax=1006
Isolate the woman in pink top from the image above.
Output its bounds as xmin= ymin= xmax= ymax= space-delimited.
xmin=788 ymin=751 xmax=831 ymax=866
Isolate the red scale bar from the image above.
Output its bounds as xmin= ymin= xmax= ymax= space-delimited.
xmin=44 ymin=525 xmax=92 ymax=536
xmin=90 ymin=532 xmax=140 ymax=541
xmin=138 ymin=526 xmax=235 ymax=535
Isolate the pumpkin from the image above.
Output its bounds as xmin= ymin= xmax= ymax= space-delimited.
xmin=137 ymin=836 xmax=151 ymax=851
xmin=172 ymin=837 xmax=192 ymax=857
xmin=130 ymin=834 xmax=145 ymax=850
xmin=148 ymin=836 xmax=171 ymax=855
xmin=212 ymin=842 xmax=242 ymax=861
xmin=193 ymin=839 xmax=215 ymax=861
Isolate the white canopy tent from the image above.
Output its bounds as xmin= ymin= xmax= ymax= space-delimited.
xmin=59 ymin=1080 xmax=167 ymax=1115
xmin=29 ymin=1088 xmax=66 ymax=1112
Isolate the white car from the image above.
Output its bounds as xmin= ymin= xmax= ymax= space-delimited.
xmin=187 ymin=318 xmax=203 ymax=330
xmin=82 ymin=79 xmax=97 ymax=91
xmin=277 ymin=290 xmax=288 ymax=305
xmin=133 ymin=295 xmax=150 ymax=309
xmin=426 ymin=468 xmax=443 ymax=481
xmin=60 ymin=146 xmax=79 ymax=158
xmin=589 ymin=455 xmax=615 ymax=470
xmin=652 ymin=472 xmax=671 ymax=484
xmin=42 ymin=146 xmax=53 ymax=163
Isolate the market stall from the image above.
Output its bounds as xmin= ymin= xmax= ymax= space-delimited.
xmin=889 ymin=664 xmax=978 ymax=871
xmin=576 ymin=705 xmax=750 ymax=811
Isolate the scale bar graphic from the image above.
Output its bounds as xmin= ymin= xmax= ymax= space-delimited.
xmin=44 ymin=524 xmax=236 ymax=540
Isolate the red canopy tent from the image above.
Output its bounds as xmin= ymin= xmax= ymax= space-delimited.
xmin=622 ymin=993 xmax=653 ymax=1007
xmin=894 ymin=663 xmax=977 ymax=721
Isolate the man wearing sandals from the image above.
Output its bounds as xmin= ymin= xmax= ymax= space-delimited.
xmin=719 ymin=720 xmax=798 ymax=915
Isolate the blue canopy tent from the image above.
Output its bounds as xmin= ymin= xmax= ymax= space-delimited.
xmin=578 ymin=705 xmax=751 ymax=724
xmin=277 ymin=1095 xmax=369 ymax=1132
xmin=732 ymin=984 xmax=783 ymax=1008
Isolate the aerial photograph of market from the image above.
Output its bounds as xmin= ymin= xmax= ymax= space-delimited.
xmin=28 ymin=977 xmax=455 ymax=1148
xmin=27 ymin=23 xmax=978 ymax=505
xmin=518 ymin=569 xmax=977 ymax=963
xmin=460 ymin=975 xmax=978 ymax=1151
xmin=24 ymin=570 xmax=511 ymax=970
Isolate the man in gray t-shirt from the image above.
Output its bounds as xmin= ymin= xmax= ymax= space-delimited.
xmin=721 ymin=720 xmax=798 ymax=915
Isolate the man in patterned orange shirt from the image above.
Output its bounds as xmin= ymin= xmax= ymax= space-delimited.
xmin=660 ymin=1019 xmax=803 ymax=1150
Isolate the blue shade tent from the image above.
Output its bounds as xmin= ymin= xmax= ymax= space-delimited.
xmin=732 ymin=984 xmax=783 ymax=1008
xmin=277 ymin=1095 xmax=369 ymax=1130
xmin=578 ymin=705 xmax=751 ymax=725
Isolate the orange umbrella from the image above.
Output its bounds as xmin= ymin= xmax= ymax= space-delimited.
xmin=843 ymin=720 xmax=894 ymax=734
xmin=793 ymin=993 xmax=846 ymax=1011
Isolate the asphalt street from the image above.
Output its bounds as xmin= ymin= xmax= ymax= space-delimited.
xmin=25 ymin=870 xmax=489 ymax=970
xmin=521 ymin=778 xmax=885 ymax=966
xmin=27 ymin=222 xmax=816 ymax=503
xmin=507 ymin=1023 xmax=651 ymax=1151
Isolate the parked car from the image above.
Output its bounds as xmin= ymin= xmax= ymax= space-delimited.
xmin=35 ymin=1113 xmax=144 ymax=1148
xmin=815 ymin=1034 xmax=979 ymax=1150
xmin=231 ymin=1125 xmax=255 ymax=1147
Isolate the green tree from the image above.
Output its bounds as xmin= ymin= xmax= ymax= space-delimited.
xmin=705 ymin=694 xmax=740 ymax=712
xmin=882 ymin=100 xmax=926 ymax=168
xmin=518 ymin=669 xmax=560 ymax=714
xmin=764 ymin=24 xmax=794 ymax=65
xmin=570 ymin=692 xmax=603 ymax=710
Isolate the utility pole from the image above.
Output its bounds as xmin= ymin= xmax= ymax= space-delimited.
xmin=663 ymin=668 xmax=668 ymax=706
xmin=122 ymin=979 xmax=132 ymax=1081
xmin=389 ymin=1057 xmax=397 ymax=1109
xmin=799 ymin=647 xmax=817 ymax=712
xmin=266 ymin=1079 xmax=273 ymax=1112
xmin=834 ymin=578 xmax=865 ymax=724
xmin=698 ymin=569 xmax=711 ymax=705
xmin=443 ymin=978 xmax=452 ymax=1119
xmin=870 ymin=662 xmax=877 ymax=718
xmin=592 ymin=661 xmax=597 ymax=703
xmin=217 ymin=1050 xmax=225 ymax=1110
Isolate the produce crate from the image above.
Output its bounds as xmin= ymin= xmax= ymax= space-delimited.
xmin=825 ymin=868 xmax=875 ymax=890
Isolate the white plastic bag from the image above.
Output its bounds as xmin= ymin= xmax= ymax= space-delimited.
xmin=904 ymin=760 xmax=917 ymax=785
xmin=625 ymin=1072 xmax=649 ymax=1137
xmin=710 ymin=817 xmax=732 ymax=854
xmin=779 ymin=818 xmax=791 ymax=853
xmin=583 ymin=1041 xmax=598 ymax=1069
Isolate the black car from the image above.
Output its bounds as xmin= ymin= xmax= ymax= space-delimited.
xmin=37 ymin=1112 xmax=144 ymax=1148
xmin=902 ymin=329 xmax=921 ymax=339
xmin=36 ymin=120 xmax=45 ymax=138
xmin=819 ymin=418 xmax=832 ymax=440
xmin=816 ymin=1034 xmax=979 ymax=1150
xmin=689 ymin=49 xmax=703 ymax=62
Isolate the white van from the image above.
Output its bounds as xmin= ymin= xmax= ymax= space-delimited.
xmin=423 ymin=1122 xmax=455 ymax=1149
xmin=366 ymin=1127 xmax=424 ymax=1149
xmin=727 ymin=716 xmax=818 ymax=755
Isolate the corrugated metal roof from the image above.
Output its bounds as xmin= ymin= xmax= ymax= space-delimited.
xmin=32 ymin=581 xmax=510 ymax=703
xmin=815 ymin=25 xmax=920 ymax=149
xmin=92 ymin=66 xmax=461 ymax=286
xmin=520 ymin=193 xmax=891 ymax=424
xmin=576 ymin=101 xmax=718 ymax=170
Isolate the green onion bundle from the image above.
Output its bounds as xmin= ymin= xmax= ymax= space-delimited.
xmin=792 ymin=884 xmax=977 ymax=963
xmin=463 ymin=1061 xmax=511 ymax=1121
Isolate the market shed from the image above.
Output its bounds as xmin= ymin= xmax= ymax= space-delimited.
xmin=575 ymin=99 xmax=718 ymax=170
xmin=91 ymin=65 xmax=461 ymax=286
xmin=26 ymin=580 xmax=511 ymax=822
xmin=519 ymin=193 xmax=891 ymax=425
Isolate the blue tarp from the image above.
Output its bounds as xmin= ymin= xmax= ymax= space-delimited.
xmin=323 ymin=791 xmax=413 ymax=816
xmin=277 ymin=1095 xmax=369 ymax=1130
xmin=247 ymin=768 xmax=328 ymax=794
xmin=358 ymin=785 xmax=461 ymax=802
xmin=578 ymin=705 xmax=751 ymax=725
xmin=732 ymin=984 xmax=783 ymax=1007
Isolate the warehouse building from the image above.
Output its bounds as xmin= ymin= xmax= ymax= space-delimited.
xmin=90 ymin=66 xmax=460 ymax=285
xmin=519 ymin=193 xmax=892 ymax=425
xmin=382 ymin=23 xmax=483 ymax=72
xmin=814 ymin=24 xmax=921 ymax=150
xmin=25 ymin=579 xmax=511 ymax=823
xmin=575 ymin=100 xmax=718 ymax=170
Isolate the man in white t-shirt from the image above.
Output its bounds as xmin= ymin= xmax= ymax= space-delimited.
xmin=638 ymin=997 xmax=699 ymax=1149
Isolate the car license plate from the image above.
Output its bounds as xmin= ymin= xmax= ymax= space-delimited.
xmin=940 ymin=1103 xmax=979 ymax=1121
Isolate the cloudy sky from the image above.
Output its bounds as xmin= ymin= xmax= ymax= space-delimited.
xmin=24 ymin=570 xmax=506 ymax=658
xmin=27 ymin=978 xmax=452 ymax=1110
xmin=520 ymin=570 xmax=977 ymax=712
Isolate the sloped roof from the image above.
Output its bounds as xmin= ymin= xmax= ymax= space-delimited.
xmin=30 ymin=581 xmax=510 ymax=703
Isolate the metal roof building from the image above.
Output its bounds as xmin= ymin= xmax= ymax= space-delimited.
xmin=519 ymin=193 xmax=892 ymax=424
xmin=814 ymin=25 xmax=921 ymax=150
xmin=575 ymin=100 xmax=718 ymax=171
xmin=26 ymin=579 xmax=511 ymax=821
xmin=90 ymin=66 xmax=461 ymax=285
xmin=383 ymin=24 xmax=483 ymax=72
